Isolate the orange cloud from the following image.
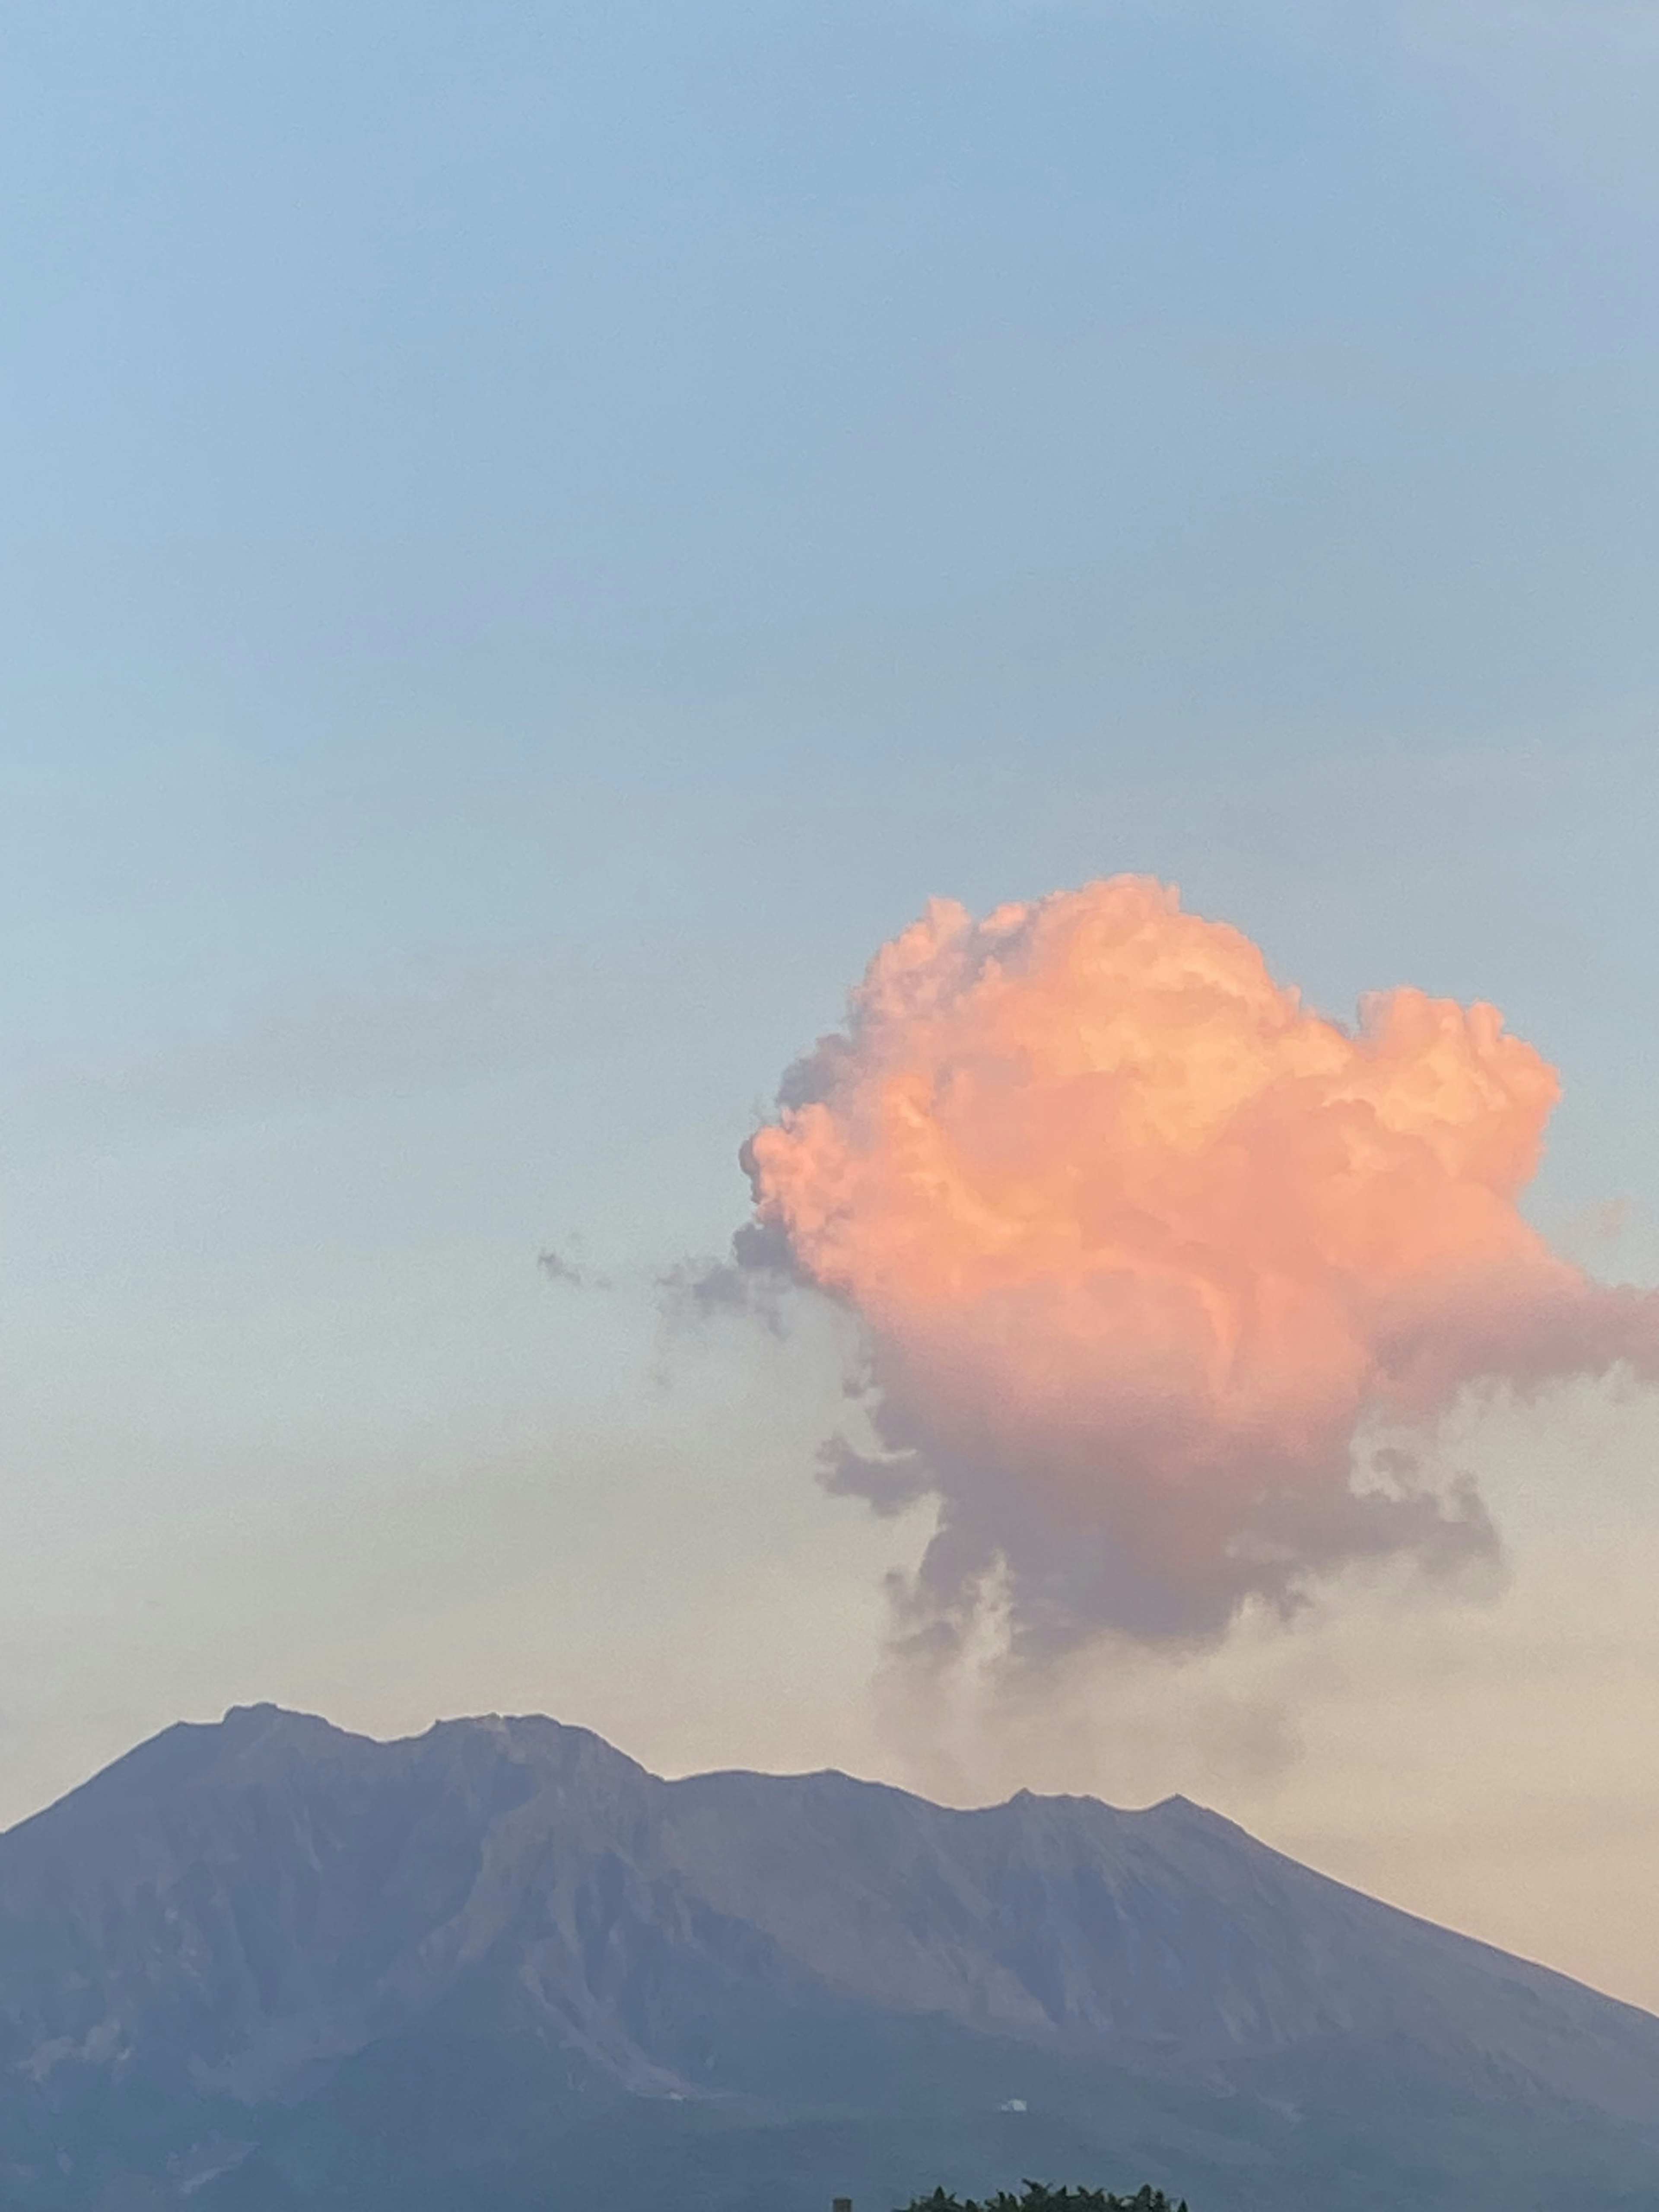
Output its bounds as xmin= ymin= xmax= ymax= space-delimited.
xmin=737 ymin=878 xmax=1659 ymax=1653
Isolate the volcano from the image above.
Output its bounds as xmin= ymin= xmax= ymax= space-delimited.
xmin=1 ymin=1705 xmax=1655 ymax=2211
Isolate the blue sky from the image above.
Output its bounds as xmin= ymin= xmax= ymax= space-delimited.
xmin=5 ymin=0 xmax=1659 ymax=2004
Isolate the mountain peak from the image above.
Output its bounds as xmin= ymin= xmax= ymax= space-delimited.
xmin=1143 ymin=1790 xmax=1238 ymax=1829
xmin=2 ymin=1708 xmax=1656 ymax=2212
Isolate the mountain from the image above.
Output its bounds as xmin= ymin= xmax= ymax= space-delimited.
xmin=0 ymin=1707 xmax=1656 ymax=2212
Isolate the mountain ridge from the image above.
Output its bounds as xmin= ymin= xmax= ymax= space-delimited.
xmin=1 ymin=1705 xmax=1656 ymax=2212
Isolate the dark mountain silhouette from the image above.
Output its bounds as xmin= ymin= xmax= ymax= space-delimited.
xmin=1 ymin=1705 xmax=1656 ymax=2211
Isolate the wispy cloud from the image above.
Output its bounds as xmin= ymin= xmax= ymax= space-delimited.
xmin=538 ymin=1244 xmax=611 ymax=1292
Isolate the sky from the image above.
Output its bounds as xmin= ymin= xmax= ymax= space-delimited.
xmin=4 ymin=0 xmax=1659 ymax=2009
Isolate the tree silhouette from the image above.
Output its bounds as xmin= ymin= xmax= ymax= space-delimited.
xmin=898 ymin=2182 xmax=1188 ymax=2212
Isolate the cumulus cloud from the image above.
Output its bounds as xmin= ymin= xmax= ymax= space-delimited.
xmin=732 ymin=878 xmax=1659 ymax=1659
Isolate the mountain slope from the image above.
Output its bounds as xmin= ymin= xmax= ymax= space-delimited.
xmin=0 ymin=1705 xmax=1655 ymax=2212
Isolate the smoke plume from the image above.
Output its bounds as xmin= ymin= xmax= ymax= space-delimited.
xmin=735 ymin=878 xmax=1658 ymax=1657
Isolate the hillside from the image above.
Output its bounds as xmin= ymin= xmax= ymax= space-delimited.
xmin=1 ymin=1705 xmax=1655 ymax=2211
